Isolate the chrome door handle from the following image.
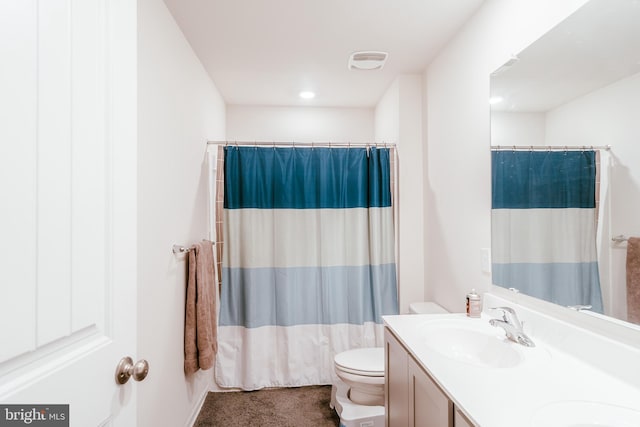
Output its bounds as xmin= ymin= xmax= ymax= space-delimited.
xmin=115 ymin=356 xmax=149 ymax=385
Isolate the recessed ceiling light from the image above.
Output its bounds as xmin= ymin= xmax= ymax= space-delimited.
xmin=489 ymin=96 xmax=504 ymax=105
xmin=299 ymin=91 xmax=315 ymax=99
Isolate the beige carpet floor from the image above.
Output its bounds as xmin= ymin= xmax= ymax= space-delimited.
xmin=194 ymin=385 xmax=341 ymax=427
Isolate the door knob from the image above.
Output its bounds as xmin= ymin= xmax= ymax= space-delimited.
xmin=115 ymin=356 xmax=149 ymax=385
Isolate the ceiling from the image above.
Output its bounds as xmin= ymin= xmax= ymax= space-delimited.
xmin=162 ymin=0 xmax=484 ymax=108
xmin=490 ymin=0 xmax=640 ymax=113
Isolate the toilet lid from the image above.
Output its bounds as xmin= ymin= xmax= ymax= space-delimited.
xmin=334 ymin=347 xmax=384 ymax=377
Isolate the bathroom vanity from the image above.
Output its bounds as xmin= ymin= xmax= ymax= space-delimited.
xmin=383 ymin=293 xmax=640 ymax=427
xmin=385 ymin=325 xmax=473 ymax=427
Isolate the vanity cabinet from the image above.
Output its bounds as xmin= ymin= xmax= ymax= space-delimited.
xmin=454 ymin=408 xmax=474 ymax=427
xmin=407 ymin=354 xmax=451 ymax=426
xmin=385 ymin=324 xmax=410 ymax=426
xmin=385 ymin=327 xmax=475 ymax=427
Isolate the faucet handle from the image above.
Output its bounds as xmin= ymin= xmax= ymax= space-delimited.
xmin=567 ymin=304 xmax=592 ymax=311
xmin=489 ymin=306 xmax=522 ymax=327
xmin=489 ymin=306 xmax=515 ymax=321
xmin=490 ymin=306 xmax=516 ymax=314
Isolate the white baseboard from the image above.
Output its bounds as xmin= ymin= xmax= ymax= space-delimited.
xmin=184 ymin=387 xmax=209 ymax=427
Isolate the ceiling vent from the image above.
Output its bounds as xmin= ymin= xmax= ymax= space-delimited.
xmin=348 ymin=51 xmax=388 ymax=70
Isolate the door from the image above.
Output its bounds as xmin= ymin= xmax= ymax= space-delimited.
xmin=408 ymin=356 xmax=452 ymax=427
xmin=385 ymin=328 xmax=409 ymax=427
xmin=454 ymin=407 xmax=475 ymax=427
xmin=0 ymin=1 xmax=139 ymax=426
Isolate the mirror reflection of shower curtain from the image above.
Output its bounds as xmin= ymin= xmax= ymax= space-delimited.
xmin=215 ymin=146 xmax=398 ymax=390
xmin=595 ymin=150 xmax=612 ymax=316
xmin=491 ymin=150 xmax=604 ymax=313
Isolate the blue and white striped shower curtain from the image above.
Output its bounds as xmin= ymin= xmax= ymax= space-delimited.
xmin=214 ymin=146 xmax=398 ymax=390
xmin=491 ymin=150 xmax=603 ymax=312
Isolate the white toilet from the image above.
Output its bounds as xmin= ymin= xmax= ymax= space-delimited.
xmin=334 ymin=347 xmax=385 ymax=406
xmin=331 ymin=301 xmax=448 ymax=427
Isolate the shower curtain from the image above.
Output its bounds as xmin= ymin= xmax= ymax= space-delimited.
xmin=214 ymin=146 xmax=398 ymax=390
xmin=491 ymin=150 xmax=603 ymax=312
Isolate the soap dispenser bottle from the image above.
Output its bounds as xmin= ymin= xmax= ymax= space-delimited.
xmin=466 ymin=289 xmax=481 ymax=318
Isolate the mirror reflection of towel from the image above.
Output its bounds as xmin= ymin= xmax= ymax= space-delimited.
xmin=627 ymin=237 xmax=640 ymax=324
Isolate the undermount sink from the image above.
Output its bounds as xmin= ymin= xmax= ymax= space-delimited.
xmin=419 ymin=318 xmax=547 ymax=369
xmin=531 ymin=401 xmax=640 ymax=427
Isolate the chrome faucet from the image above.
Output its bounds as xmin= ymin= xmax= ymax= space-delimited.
xmin=489 ymin=307 xmax=535 ymax=347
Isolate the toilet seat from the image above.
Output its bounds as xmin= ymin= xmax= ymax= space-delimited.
xmin=334 ymin=348 xmax=384 ymax=377
xmin=334 ymin=347 xmax=385 ymax=407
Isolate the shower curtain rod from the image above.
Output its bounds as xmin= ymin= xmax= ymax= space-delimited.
xmin=207 ymin=140 xmax=396 ymax=148
xmin=491 ymin=145 xmax=611 ymax=151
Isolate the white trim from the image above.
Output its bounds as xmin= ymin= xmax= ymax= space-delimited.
xmin=0 ymin=329 xmax=108 ymax=398
xmin=185 ymin=386 xmax=210 ymax=427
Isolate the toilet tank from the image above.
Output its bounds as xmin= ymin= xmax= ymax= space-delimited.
xmin=409 ymin=301 xmax=448 ymax=314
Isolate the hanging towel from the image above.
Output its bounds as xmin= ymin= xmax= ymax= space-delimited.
xmin=627 ymin=237 xmax=640 ymax=324
xmin=184 ymin=240 xmax=218 ymax=374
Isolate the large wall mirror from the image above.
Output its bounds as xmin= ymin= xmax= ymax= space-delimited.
xmin=490 ymin=0 xmax=640 ymax=326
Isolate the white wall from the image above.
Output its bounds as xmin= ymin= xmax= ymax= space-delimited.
xmin=137 ymin=1 xmax=225 ymax=426
xmin=226 ymin=105 xmax=374 ymax=142
xmin=374 ymin=79 xmax=400 ymax=143
xmin=375 ymin=75 xmax=425 ymax=313
xmin=545 ymin=72 xmax=640 ymax=321
xmin=423 ymin=0 xmax=588 ymax=312
xmin=491 ymin=112 xmax=546 ymax=147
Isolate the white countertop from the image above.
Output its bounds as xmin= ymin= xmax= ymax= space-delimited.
xmin=383 ymin=312 xmax=640 ymax=427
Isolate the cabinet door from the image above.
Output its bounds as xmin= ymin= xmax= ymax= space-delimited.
xmin=409 ymin=356 xmax=453 ymax=427
xmin=385 ymin=328 xmax=410 ymax=427
xmin=454 ymin=407 xmax=475 ymax=427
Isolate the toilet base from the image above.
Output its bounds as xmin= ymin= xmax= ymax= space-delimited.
xmin=330 ymin=379 xmax=385 ymax=427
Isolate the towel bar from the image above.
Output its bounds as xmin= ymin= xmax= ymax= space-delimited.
xmin=172 ymin=244 xmax=192 ymax=254
xmin=172 ymin=242 xmax=215 ymax=254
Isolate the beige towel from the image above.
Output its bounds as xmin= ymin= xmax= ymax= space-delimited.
xmin=184 ymin=240 xmax=218 ymax=374
xmin=627 ymin=237 xmax=640 ymax=324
